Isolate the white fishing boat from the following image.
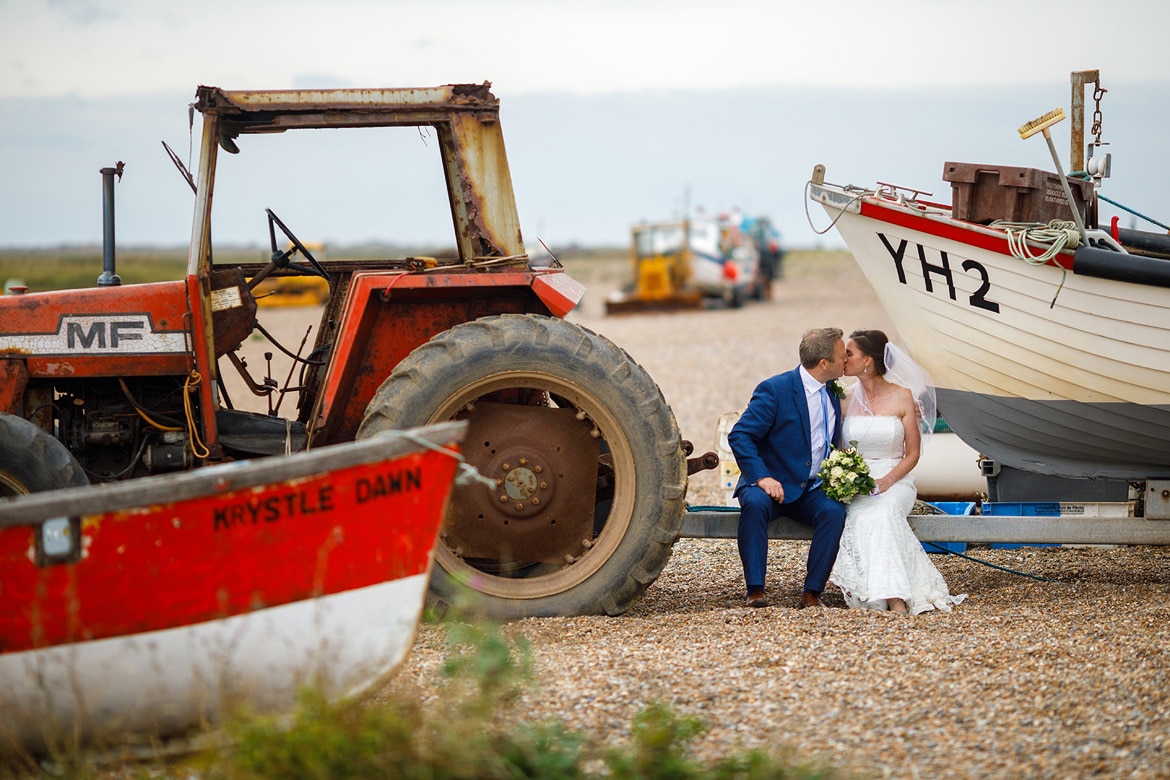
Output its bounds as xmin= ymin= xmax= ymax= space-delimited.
xmin=807 ymin=70 xmax=1170 ymax=486
xmin=0 ymin=422 xmax=466 ymax=756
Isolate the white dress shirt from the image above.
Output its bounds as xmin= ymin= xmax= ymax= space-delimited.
xmin=799 ymin=365 xmax=834 ymax=479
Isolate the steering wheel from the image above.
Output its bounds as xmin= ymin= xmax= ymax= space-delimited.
xmin=248 ymin=209 xmax=329 ymax=290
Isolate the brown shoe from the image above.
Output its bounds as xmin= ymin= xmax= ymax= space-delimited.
xmin=798 ymin=590 xmax=827 ymax=609
xmin=746 ymin=589 xmax=769 ymax=608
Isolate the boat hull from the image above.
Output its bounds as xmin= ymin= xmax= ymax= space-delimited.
xmin=1 ymin=573 xmax=428 ymax=752
xmin=812 ymin=184 xmax=1170 ymax=480
xmin=936 ymin=389 xmax=1170 ymax=480
xmin=0 ymin=423 xmax=465 ymax=753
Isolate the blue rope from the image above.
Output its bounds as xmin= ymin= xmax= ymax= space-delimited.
xmin=1071 ymin=171 xmax=1169 ymax=231
xmin=920 ymin=541 xmax=1066 ymax=583
xmin=1097 ymin=193 xmax=1169 ymax=231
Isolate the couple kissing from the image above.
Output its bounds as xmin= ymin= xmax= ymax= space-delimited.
xmin=728 ymin=327 xmax=966 ymax=614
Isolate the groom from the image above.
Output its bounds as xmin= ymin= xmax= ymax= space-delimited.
xmin=728 ymin=327 xmax=847 ymax=609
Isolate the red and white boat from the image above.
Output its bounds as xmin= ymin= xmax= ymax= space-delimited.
xmin=0 ymin=421 xmax=465 ymax=754
xmin=807 ymin=72 xmax=1170 ymax=489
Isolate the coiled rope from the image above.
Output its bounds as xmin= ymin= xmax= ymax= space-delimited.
xmin=994 ymin=219 xmax=1080 ymax=263
xmin=991 ymin=219 xmax=1080 ymax=307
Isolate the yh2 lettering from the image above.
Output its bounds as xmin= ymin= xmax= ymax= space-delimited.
xmin=878 ymin=233 xmax=1000 ymax=313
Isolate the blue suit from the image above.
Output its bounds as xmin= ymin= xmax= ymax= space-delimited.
xmin=728 ymin=366 xmax=846 ymax=595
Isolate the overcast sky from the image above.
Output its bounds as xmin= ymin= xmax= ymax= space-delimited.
xmin=2 ymin=0 xmax=1168 ymax=249
xmin=6 ymin=0 xmax=1169 ymax=98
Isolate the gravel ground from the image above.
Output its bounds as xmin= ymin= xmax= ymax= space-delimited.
xmin=384 ymin=253 xmax=1170 ymax=779
xmin=81 ymin=252 xmax=1169 ymax=778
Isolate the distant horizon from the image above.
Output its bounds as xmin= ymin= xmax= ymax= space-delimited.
xmin=0 ymin=238 xmax=852 ymax=255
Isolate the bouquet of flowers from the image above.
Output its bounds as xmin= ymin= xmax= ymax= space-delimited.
xmin=817 ymin=444 xmax=875 ymax=503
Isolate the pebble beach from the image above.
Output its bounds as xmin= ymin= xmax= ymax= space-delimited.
xmin=73 ymin=250 xmax=1169 ymax=779
xmin=384 ymin=251 xmax=1170 ymax=779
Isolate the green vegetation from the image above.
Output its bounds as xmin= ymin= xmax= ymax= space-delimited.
xmin=191 ymin=604 xmax=838 ymax=780
xmin=2 ymin=597 xmax=841 ymax=779
xmin=0 ymin=246 xmax=850 ymax=296
xmin=0 ymin=248 xmax=185 ymax=291
xmin=0 ymin=246 xmax=631 ymax=293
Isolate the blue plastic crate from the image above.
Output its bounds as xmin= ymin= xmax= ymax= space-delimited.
xmin=920 ymin=501 xmax=974 ymax=554
xmin=981 ymin=502 xmax=1060 ymax=548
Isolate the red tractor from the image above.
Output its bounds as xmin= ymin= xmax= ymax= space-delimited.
xmin=0 ymin=84 xmax=709 ymax=618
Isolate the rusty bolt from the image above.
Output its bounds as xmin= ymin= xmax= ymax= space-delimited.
xmin=502 ymin=463 xmax=511 ymax=471
xmin=534 ymin=465 xmax=543 ymax=474
xmin=531 ymin=497 xmax=540 ymax=506
xmin=499 ymin=495 xmax=508 ymax=503
xmin=519 ymin=457 xmax=528 ymax=466
xmin=515 ymin=502 xmax=524 ymax=511
xmin=565 ymin=554 xmax=576 ymax=564
xmin=540 ymin=481 xmax=548 ymax=490
xmin=582 ymin=538 xmax=593 ymax=548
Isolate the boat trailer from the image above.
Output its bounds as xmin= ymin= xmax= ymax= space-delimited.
xmin=683 ymin=479 xmax=1170 ymax=545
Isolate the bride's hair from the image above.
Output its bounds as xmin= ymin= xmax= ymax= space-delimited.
xmin=849 ymin=329 xmax=889 ymax=375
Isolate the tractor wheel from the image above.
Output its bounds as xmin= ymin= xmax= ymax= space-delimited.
xmin=358 ymin=314 xmax=687 ymax=619
xmin=0 ymin=413 xmax=89 ymax=497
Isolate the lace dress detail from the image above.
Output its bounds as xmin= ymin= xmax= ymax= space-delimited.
xmin=829 ymin=415 xmax=967 ymax=614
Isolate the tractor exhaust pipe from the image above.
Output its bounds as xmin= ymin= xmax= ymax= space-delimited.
xmin=97 ymin=161 xmax=125 ymax=287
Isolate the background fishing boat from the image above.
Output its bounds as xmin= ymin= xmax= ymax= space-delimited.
xmin=0 ymin=421 xmax=466 ymax=755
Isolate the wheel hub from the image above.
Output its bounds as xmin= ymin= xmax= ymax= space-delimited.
xmin=445 ymin=401 xmax=599 ymax=564
xmin=496 ymin=456 xmax=550 ymax=512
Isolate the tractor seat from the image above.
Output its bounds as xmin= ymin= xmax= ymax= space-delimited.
xmin=216 ymin=409 xmax=308 ymax=456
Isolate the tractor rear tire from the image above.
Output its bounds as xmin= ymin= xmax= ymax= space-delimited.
xmin=0 ymin=413 xmax=89 ymax=497
xmin=358 ymin=314 xmax=687 ymax=619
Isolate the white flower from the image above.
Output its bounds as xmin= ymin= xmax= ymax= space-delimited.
xmin=817 ymin=445 xmax=875 ymax=504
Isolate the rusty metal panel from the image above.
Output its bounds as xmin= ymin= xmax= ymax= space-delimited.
xmin=441 ymin=111 xmax=524 ymax=261
xmin=309 ymin=271 xmax=560 ymax=443
xmin=0 ymin=360 xmax=29 ymax=415
xmin=1069 ymin=70 xmax=1099 ymax=174
xmin=310 ymin=283 xmax=536 ymax=445
xmin=194 ymin=83 xmax=500 ymax=132
xmin=208 ymin=268 xmax=257 ymax=355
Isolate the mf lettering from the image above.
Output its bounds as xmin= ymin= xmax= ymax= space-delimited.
xmin=878 ymin=234 xmax=1000 ymax=313
xmin=67 ymin=320 xmax=145 ymax=349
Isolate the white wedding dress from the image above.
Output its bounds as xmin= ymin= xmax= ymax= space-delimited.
xmin=829 ymin=415 xmax=967 ymax=614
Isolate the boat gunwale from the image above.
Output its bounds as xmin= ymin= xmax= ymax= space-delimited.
xmin=812 ymin=182 xmax=1079 ymax=270
xmin=0 ymin=421 xmax=467 ymax=527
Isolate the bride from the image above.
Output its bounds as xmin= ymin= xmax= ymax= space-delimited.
xmin=828 ymin=330 xmax=966 ymax=614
